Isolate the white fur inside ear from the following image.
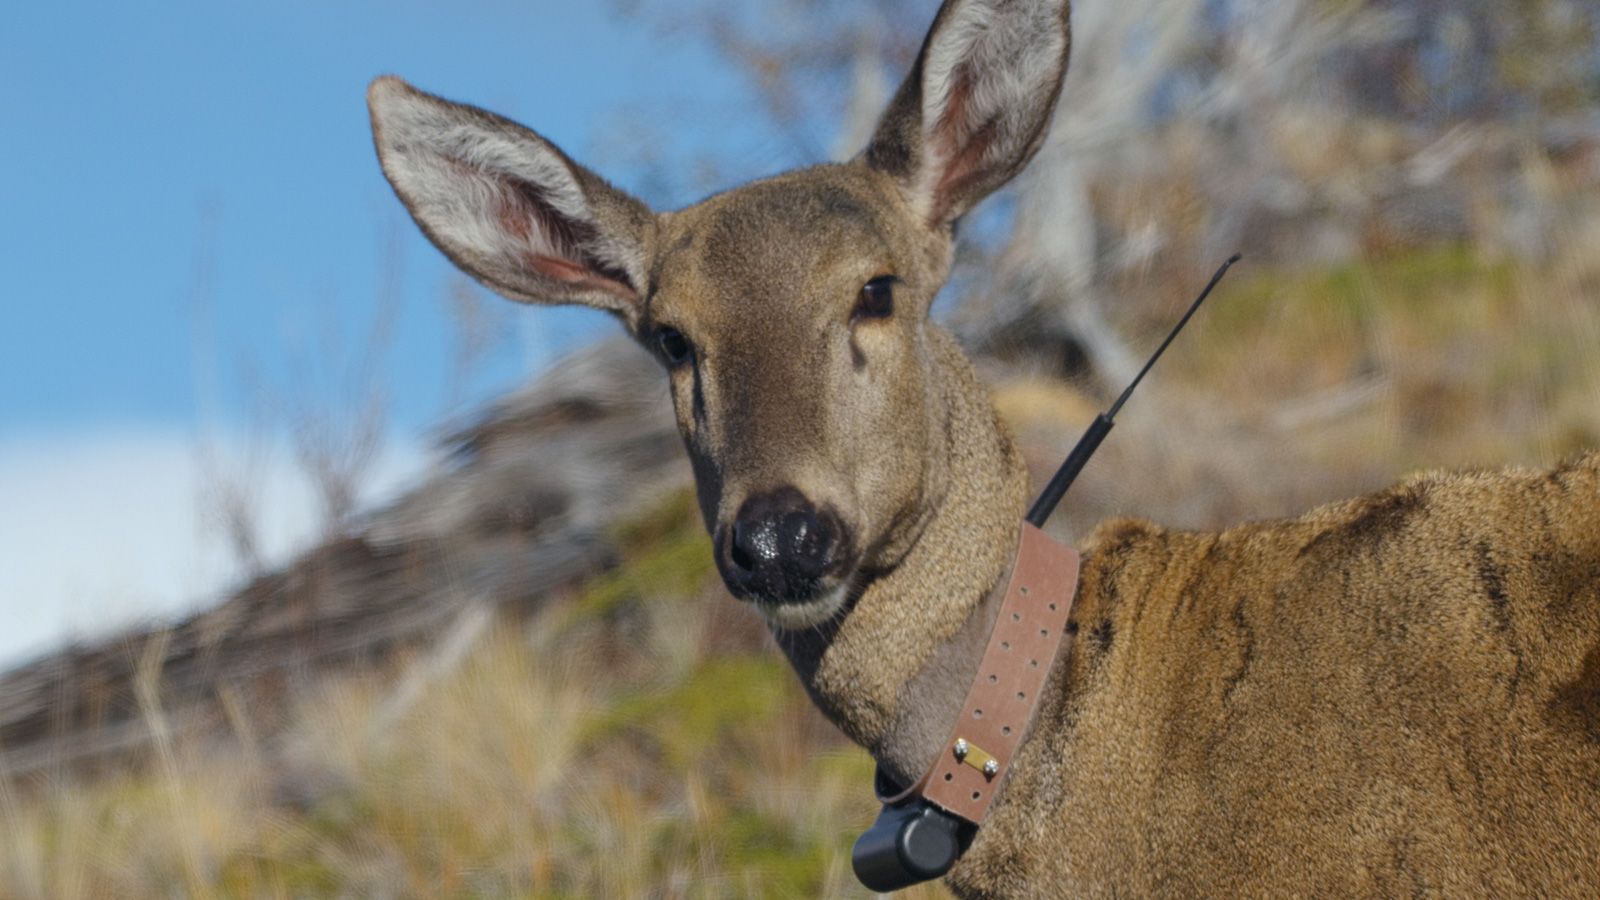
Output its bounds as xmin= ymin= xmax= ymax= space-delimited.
xmin=369 ymin=79 xmax=614 ymax=297
xmin=915 ymin=0 xmax=1068 ymax=216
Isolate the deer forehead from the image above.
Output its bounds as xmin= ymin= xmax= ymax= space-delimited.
xmin=649 ymin=165 xmax=934 ymax=331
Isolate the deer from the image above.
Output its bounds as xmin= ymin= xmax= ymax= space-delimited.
xmin=366 ymin=0 xmax=1600 ymax=894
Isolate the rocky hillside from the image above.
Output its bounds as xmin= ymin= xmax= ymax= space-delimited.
xmin=0 ymin=339 xmax=685 ymax=777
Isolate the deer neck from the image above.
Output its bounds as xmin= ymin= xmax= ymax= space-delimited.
xmin=773 ymin=327 xmax=1030 ymax=785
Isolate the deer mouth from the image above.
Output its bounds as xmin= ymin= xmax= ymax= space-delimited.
xmin=752 ymin=578 xmax=854 ymax=631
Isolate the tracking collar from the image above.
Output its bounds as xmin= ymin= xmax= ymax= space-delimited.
xmin=852 ymin=522 xmax=1080 ymax=891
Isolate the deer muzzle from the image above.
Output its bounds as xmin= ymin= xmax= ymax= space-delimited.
xmin=717 ymin=487 xmax=853 ymax=607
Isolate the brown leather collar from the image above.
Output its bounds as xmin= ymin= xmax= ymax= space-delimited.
xmin=877 ymin=522 xmax=1081 ymax=824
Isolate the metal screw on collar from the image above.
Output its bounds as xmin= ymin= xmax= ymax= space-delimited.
xmin=954 ymin=738 xmax=1001 ymax=778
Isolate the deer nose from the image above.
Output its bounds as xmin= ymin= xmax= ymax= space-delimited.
xmin=721 ymin=489 xmax=841 ymax=603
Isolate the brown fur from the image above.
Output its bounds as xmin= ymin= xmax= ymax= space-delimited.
xmin=367 ymin=1 xmax=1600 ymax=893
xmin=954 ymin=454 xmax=1600 ymax=896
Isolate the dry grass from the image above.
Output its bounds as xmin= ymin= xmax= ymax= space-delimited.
xmin=988 ymin=240 xmax=1600 ymax=542
xmin=1174 ymin=245 xmax=1600 ymax=465
xmin=0 ymin=492 xmax=947 ymax=899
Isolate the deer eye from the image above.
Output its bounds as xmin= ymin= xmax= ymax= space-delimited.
xmin=655 ymin=327 xmax=693 ymax=367
xmin=853 ymin=276 xmax=896 ymax=321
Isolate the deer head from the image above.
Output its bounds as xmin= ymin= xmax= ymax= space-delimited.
xmin=368 ymin=0 xmax=1071 ymax=633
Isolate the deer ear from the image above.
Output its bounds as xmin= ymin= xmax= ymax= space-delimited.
xmin=367 ymin=77 xmax=655 ymax=326
xmin=864 ymin=0 xmax=1071 ymax=229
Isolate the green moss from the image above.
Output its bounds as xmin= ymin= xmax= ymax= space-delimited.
xmin=587 ymin=656 xmax=791 ymax=769
xmin=574 ymin=527 xmax=713 ymax=620
xmin=1205 ymin=244 xmax=1512 ymax=335
xmin=716 ymin=809 xmax=833 ymax=897
xmin=614 ymin=487 xmax=703 ymax=552
xmin=220 ymin=848 xmax=341 ymax=897
xmin=809 ymin=746 xmax=877 ymax=785
xmin=1175 ymin=244 xmax=1532 ymax=397
xmin=570 ymin=488 xmax=715 ymax=622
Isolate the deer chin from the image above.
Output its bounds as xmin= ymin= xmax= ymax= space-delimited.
xmin=754 ymin=580 xmax=853 ymax=631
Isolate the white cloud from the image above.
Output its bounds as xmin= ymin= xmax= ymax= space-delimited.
xmin=0 ymin=428 xmax=428 ymax=668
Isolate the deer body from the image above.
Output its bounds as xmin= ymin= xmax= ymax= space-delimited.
xmin=367 ymin=0 xmax=1600 ymax=893
xmin=900 ymin=451 xmax=1600 ymax=897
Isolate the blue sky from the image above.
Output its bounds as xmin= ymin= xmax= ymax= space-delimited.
xmin=2 ymin=0 xmax=776 ymax=432
xmin=0 ymin=0 xmax=789 ymax=662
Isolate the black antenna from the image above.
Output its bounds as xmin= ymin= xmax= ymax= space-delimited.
xmin=1025 ymin=253 xmax=1241 ymax=528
